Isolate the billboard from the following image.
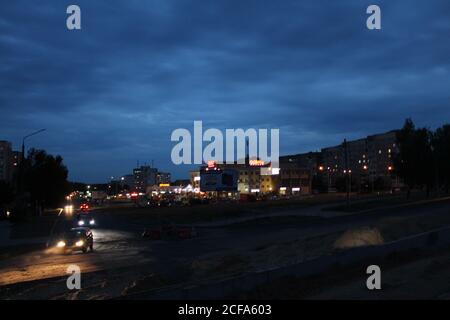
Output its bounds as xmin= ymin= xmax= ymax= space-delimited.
xmin=200 ymin=169 xmax=238 ymax=192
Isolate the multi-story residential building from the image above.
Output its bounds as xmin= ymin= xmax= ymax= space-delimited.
xmin=131 ymin=166 xmax=173 ymax=192
xmin=133 ymin=166 xmax=158 ymax=192
xmin=320 ymin=130 xmax=398 ymax=191
xmin=280 ymin=152 xmax=321 ymax=172
xmin=366 ymin=131 xmax=398 ymax=177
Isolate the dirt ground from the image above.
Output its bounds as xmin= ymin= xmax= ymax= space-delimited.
xmin=230 ymin=247 xmax=450 ymax=299
xmin=2 ymin=196 xmax=450 ymax=299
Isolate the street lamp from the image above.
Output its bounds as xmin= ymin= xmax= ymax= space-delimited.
xmin=22 ymin=129 xmax=46 ymax=161
xmin=18 ymin=129 xmax=46 ymax=192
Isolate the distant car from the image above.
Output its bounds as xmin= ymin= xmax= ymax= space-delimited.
xmin=80 ymin=203 xmax=89 ymax=212
xmin=52 ymin=227 xmax=94 ymax=254
xmin=76 ymin=213 xmax=96 ymax=227
xmin=64 ymin=204 xmax=74 ymax=214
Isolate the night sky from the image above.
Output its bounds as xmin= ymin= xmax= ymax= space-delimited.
xmin=1 ymin=1 xmax=449 ymax=182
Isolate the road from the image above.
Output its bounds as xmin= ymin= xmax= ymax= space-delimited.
xmin=1 ymin=197 xmax=450 ymax=299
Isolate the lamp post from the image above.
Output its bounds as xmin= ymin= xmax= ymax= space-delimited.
xmin=18 ymin=129 xmax=46 ymax=192
xmin=16 ymin=129 xmax=46 ymax=217
xmin=21 ymin=129 xmax=46 ymax=162
xmin=347 ymin=169 xmax=352 ymax=195
xmin=327 ymin=167 xmax=331 ymax=192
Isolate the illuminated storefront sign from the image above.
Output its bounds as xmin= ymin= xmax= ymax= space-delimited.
xmin=249 ymin=159 xmax=265 ymax=166
xmin=207 ymin=160 xmax=217 ymax=168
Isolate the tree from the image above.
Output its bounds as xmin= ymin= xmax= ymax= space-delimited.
xmin=414 ymin=128 xmax=434 ymax=196
xmin=432 ymin=124 xmax=450 ymax=193
xmin=22 ymin=149 xmax=70 ymax=213
xmin=395 ymin=119 xmax=433 ymax=198
xmin=395 ymin=119 xmax=416 ymax=196
xmin=0 ymin=181 xmax=14 ymax=220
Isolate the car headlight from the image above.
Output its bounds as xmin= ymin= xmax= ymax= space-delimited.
xmin=89 ymin=219 xmax=95 ymax=225
xmin=75 ymin=240 xmax=84 ymax=247
xmin=57 ymin=241 xmax=66 ymax=248
xmin=78 ymin=220 xmax=85 ymax=226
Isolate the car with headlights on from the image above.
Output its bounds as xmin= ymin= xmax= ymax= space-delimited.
xmin=53 ymin=227 xmax=94 ymax=254
xmin=76 ymin=213 xmax=96 ymax=227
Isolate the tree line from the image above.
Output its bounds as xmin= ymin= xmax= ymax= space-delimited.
xmin=395 ymin=119 xmax=450 ymax=197
xmin=0 ymin=149 xmax=70 ymax=220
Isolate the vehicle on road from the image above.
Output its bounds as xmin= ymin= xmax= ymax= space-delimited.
xmin=52 ymin=227 xmax=94 ymax=254
xmin=76 ymin=213 xmax=96 ymax=227
xmin=80 ymin=203 xmax=89 ymax=212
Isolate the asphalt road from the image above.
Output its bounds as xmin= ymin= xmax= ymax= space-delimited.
xmin=1 ymin=197 xmax=450 ymax=299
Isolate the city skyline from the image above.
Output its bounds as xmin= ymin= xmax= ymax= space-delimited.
xmin=0 ymin=124 xmax=412 ymax=185
xmin=1 ymin=0 xmax=450 ymax=182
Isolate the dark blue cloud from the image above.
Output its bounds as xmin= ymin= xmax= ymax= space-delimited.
xmin=1 ymin=0 xmax=449 ymax=182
